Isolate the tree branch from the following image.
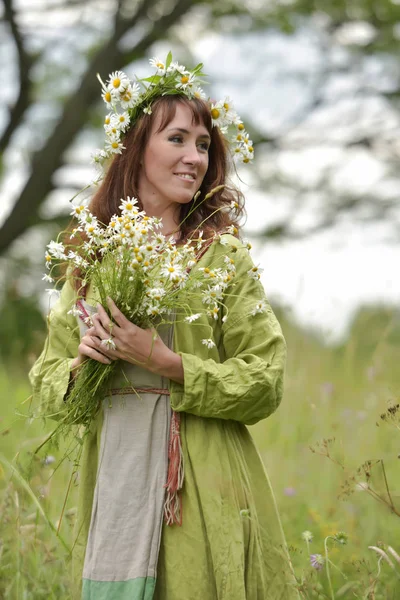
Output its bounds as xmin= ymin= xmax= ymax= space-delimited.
xmin=0 ymin=0 xmax=36 ymax=155
xmin=0 ymin=0 xmax=194 ymax=255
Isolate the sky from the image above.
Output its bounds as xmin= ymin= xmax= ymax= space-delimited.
xmin=0 ymin=11 xmax=399 ymax=342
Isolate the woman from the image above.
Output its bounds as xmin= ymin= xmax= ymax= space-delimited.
xmin=30 ymin=57 xmax=300 ymax=599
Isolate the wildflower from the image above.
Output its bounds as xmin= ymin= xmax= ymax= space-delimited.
xmin=107 ymin=70 xmax=130 ymax=94
xmin=101 ymin=337 xmax=116 ymax=351
xmin=333 ymin=531 xmax=348 ymax=546
xmin=185 ymin=313 xmax=201 ymax=323
xmin=42 ymin=455 xmax=56 ymax=466
xmin=310 ymin=554 xmax=325 ymax=570
xmin=42 ymin=273 xmax=54 ymax=283
xmin=201 ymin=338 xmax=215 ymax=349
xmin=248 ymin=265 xmax=263 ymax=281
xmin=143 ymin=106 xmax=152 ymax=115
xmin=105 ymin=137 xmax=125 ymax=154
xmin=250 ymin=301 xmax=267 ymax=316
xmin=149 ymin=57 xmax=166 ymax=74
xmin=161 ymin=263 xmax=184 ymax=281
xmin=47 ymin=240 xmax=66 ymax=259
xmin=301 ymin=530 xmax=313 ymax=542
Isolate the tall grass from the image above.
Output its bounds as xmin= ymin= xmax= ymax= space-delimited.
xmin=1 ymin=305 xmax=400 ymax=598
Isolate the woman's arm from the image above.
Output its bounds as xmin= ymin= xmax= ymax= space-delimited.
xmin=29 ymin=280 xmax=80 ymax=419
xmin=169 ymin=239 xmax=287 ymax=425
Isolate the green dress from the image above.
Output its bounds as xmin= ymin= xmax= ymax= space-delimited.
xmin=29 ymin=234 xmax=300 ymax=599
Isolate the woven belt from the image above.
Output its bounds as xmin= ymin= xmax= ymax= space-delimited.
xmin=110 ymin=387 xmax=170 ymax=396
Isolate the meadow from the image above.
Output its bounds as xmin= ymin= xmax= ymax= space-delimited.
xmin=0 ymin=304 xmax=399 ymax=599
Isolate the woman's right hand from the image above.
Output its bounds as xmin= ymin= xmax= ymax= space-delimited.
xmin=70 ymin=326 xmax=113 ymax=378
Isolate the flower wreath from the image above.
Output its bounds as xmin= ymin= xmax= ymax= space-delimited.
xmin=91 ymin=51 xmax=254 ymax=176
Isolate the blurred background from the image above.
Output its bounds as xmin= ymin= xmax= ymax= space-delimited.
xmin=0 ymin=0 xmax=400 ymax=598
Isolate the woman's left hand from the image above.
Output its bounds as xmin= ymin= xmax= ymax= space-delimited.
xmin=90 ymin=297 xmax=184 ymax=384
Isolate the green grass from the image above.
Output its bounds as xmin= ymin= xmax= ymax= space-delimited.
xmin=1 ymin=306 xmax=400 ymax=598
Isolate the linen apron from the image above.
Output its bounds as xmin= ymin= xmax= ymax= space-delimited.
xmin=77 ymin=302 xmax=174 ymax=600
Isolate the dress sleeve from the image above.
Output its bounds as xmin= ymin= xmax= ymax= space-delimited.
xmin=29 ymin=279 xmax=80 ymax=420
xmin=170 ymin=242 xmax=287 ymax=425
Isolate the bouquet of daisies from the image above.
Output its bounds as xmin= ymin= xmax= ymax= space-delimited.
xmin=42 ymin=194 xmax=244 ymax=439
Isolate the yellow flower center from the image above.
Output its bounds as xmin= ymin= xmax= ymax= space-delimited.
xmin=122 ymin=91 xmax=131 ymax=101
xmin=233 ymin=227 xmax=238 ymax=234
xmin=112 ymin=78 xmax=121 ymax=88
xmin=156 ymin=62 xmax=165 ymax=69
xmin=141 ymin=229 xmax=147 ymax=235
xmin=223 ymin=103 xmax=230 ymax=110
xmin=45 ymin=254 xmax=51 ymax=262
xmin=181 ymin=75 xmax=189 ymax=84
xmin=119 ymin=115 xmax=126 ymax=123
xmin=88 ymin=226 xmax=95 ymax=233
xmin=111 ymin=141 xmax=119 ymax=149
xmin=243 ymin=157 xmax=250 ymax=163
xmin=211 ymin=108 xmax=220 ymax=120
xmin=248 ymin=146 xmax=254 ymax=153
xmin=168 ymin=267 xmax=175 ymax=272
xmin=125 ymin=202 xmax=133 ymax=210
xmin=236 ymin=134 xmax=242 ymax=141
xmin=105 ymin=91 xmax=111 ymax=103
xmin=133 ymin=247 xmax=140 ymax=253
xmin=237 ymin=123 xmax=245 ymax=131
xmin=110 ymin=221 xmax=116 ymax=228
xmin=104 ymin=116 xmax=110 ymax=125
xmin=204 ymin=268 xmax=210 ymax=274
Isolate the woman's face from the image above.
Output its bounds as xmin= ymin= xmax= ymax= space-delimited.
xmin=138 ymin=102 xmax=210 ymax=213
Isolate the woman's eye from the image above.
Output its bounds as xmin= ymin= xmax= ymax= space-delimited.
xmin=169 ymin=136 xmax=182 ymax=143
xmin=198 ymin=142 xmax=209 ymax=152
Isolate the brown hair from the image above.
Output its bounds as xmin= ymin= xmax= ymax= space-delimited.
xmin=67 ymin=95 xmax=245 ymax=291
xmin=89 ymin=95 xmax=244 ymax=240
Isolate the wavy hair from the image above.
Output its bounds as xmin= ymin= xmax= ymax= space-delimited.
xmin=67 ymin=95 xmax=245 ymax=291
xmin=89 ymin=95 xmax=244 ymax=240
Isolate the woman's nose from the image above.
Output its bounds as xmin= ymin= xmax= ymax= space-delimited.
xmin=182 ymin=145 xmax=201 ymax=164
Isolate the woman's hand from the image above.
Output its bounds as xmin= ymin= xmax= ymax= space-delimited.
xmin=82 ymin=297 xmax=184 ymax=384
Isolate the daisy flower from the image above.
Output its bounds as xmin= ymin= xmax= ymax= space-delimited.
xmin=185 ymin=313 xmax=201 ymax=323
xmin=210 ymin=101 xmax=229 ymax=128
xmin=193 ymin=86 xmax=207 ymax=100
xmin=101 ymin=86 xmax=114 ymax=109
xmin=47 ymin=240 xmax=66 ymax=259
xmin=67 ymin=306 xmax=83 ymax=317
xmin=175 ymin=72 xmax=196 ymax=91
xmin=107 ymin=70 xmax=130 ymax=94
xmin=119 ymin=82 xmax=141 ymax=110
xmin=105 ymin=137 xmax=125 ymax=154
xmin=110 ymin=111 xmax=131 ymax=132
xmin=160 ymin=262 xmax=184 ymax=281
xmin=250 ymin=301 xmax=267 ymax=316
xmin=201 ymin=338 xmax=215 ymax=349
xmin=42 ymin=273 xmax=54 ymax=283
xmin=149 ymin=57 xmax=166 ymax=75
xmin=119 ymin=196 xmax=139 ymax=215
xmin=248 ymin=265 xmax=263 ymax=281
